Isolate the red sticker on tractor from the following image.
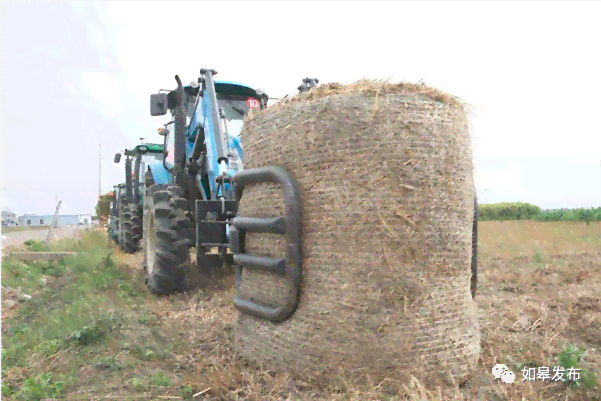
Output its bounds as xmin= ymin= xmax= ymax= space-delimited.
xmin=246 ymin=97 xmax=260 ymax=109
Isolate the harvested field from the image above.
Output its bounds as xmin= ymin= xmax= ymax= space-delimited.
xmin=1 ymin=222 xmax=599 ymax=400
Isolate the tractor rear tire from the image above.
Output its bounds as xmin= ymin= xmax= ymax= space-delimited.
xmin=143 ymin=183 xmax=194 ymax=295
xmin=470 ymin=195 xmax=479 ymax=299
xmin=122 ymin=204 xmax=143 ymax=254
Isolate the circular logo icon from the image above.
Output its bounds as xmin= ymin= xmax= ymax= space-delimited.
xmin=246 ymin=98 xmax=260 ymax=109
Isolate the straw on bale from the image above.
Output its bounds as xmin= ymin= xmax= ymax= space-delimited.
xmin=234 ymin=79 xmax=481 ymax=386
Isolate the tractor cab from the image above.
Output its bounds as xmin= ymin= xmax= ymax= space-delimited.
xmin=152 ymin=78 xmax=266 ymax=190
xmin=115 ymin=143 xmax=165 ymax=203
xmin=133 ymin=143 xmax=164 ymax=201
xmin=156 ymin=80 xmax=266 ymax=129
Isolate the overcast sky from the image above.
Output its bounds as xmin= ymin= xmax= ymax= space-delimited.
xmin=1 ymin=1 xmax=600 ymax=215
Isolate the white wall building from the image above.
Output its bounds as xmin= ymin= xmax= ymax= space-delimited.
xmin=1 ymin=211 xmax=19 ymax=226
xmin=18 ymin=214 xmax=91 ymax=227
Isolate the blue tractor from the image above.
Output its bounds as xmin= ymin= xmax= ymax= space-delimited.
xmin=144 ymin=69 xmax=319 ymax=323
xmin=113 ymin=143 xmax=165 ymax=254
xmin=107 ymin=183 xmax=124 ymax=245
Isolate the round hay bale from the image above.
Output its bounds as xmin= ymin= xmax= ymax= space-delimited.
xmin=233 ymin=80 xmax=480 ymax=386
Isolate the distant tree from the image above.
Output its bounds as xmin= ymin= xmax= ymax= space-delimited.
xmin=95 ymin=192 xmax=114 ymax=221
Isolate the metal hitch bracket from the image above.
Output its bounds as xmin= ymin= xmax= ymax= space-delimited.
xmin=195 ymin=199 xmax=237 ymax=275
xmin=230 ymin=166 xmax=302 ymax=324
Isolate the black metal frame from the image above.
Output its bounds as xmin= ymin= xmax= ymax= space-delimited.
xmin=194 ymin=198 xmax=237 ymax=278
xmin=229 ymin=166 xmax=303 ymax=324
xmin=173 ymin=75 xmax=187 ymax=188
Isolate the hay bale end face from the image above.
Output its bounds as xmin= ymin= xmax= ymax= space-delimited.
xmin=234 ymin=79 xmax=480 ymax=385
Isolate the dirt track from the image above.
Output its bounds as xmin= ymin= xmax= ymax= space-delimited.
xmin=1 ymin=226 xmax=87 ymax=249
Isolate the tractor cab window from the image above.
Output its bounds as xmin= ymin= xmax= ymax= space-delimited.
xmin=140 ymin=152 xmax=163 ymax=165
xmin=218 ymin=95 xmax=259 ymax=120
xmin=217 ymin=95 xmax=260 ymax=137
xmin=186 ymin=93 xmax=259 ymax=138
xmin=143 ymin=153 xmax=163 ymax=163
xmin=140 ymin=152 xmax=164 ymax=181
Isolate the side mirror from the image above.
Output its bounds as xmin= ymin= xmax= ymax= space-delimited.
xmin=150 ymin=93 xmax=169 ymax=116
xmin=114 ymin=153 xmax=121 ymax=163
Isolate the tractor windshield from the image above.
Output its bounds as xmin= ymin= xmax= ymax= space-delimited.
xmin=185 ymin=93 xmax=260 ymax=137
xmin=142 ymin=152 xmax=163 ymax=163
xmin=218 ymin=95 xmax=260 ymax=120
xmin=218 ymin=95 xmax=260 ymax=137
xmin=139 ymin=152 xmax=163 ymax=182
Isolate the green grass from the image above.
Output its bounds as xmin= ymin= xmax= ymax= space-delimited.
xmin=557 ymin=344 xmax=598 ymax=390
xmin=1 ymin=230 xmax=147 ymax=400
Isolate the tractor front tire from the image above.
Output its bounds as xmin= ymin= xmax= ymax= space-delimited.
xmin=143 ymin=183 xmax=194 ymax=295
xmin=122 ymin=204 xmax=143 ymax=254
xmin=470 ymin=195 xmax=479 ymax=299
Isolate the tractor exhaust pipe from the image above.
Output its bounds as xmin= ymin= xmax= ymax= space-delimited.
xmin=174 ymin=75 xmax=186 ymax=187
xmin=133 ymin=156 xmax=141 ymax=201
xmin=125 ymin=154 xmax=133 ymax=204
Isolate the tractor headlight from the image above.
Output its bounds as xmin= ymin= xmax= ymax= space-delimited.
xmin=138 ymin=146 xmax=148 ymax=154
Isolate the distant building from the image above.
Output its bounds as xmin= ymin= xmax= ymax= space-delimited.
xmin=1 ymin=211 xmax=19 ymax=226
xmin=78 ymin=214 xmax=92 ymax=225
xmin=18 ymin=214 xmax=89 ymax=227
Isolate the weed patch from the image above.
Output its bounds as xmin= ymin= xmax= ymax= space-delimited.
xmin=2 ymin=372 xmax=65 ymax=401
xmin=22 ymin=240 xmax=49 ymax=252
xmin=557 ymin=344 xmax=598 ymax=390
xmin=150 ymin=371 xmax=173 ymax=387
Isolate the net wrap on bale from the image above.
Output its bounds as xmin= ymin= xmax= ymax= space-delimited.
xmin=234 ymin=80 xmax=481 ymax=385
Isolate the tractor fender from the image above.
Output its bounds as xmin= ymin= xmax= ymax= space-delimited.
xmin=146 ymin=161 xmax=172 ymax=185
